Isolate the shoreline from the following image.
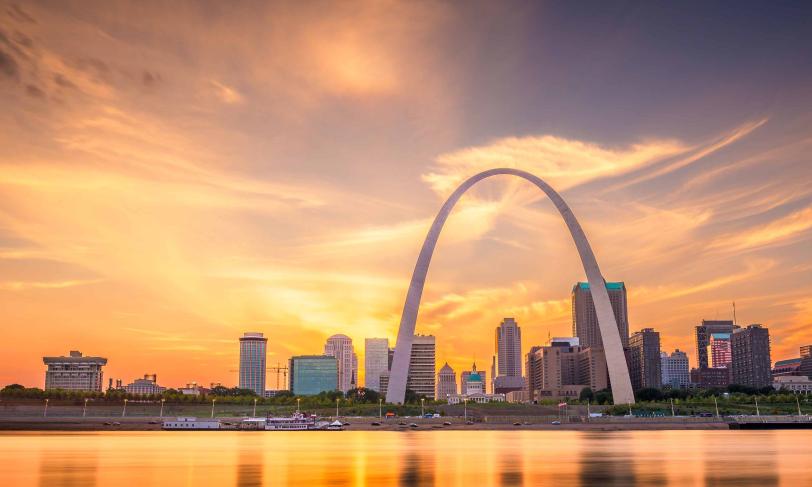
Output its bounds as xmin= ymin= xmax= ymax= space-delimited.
xmin=0 ymin=416 xmax=731 ymax=431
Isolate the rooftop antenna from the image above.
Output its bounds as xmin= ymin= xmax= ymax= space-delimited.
xmin=733 ymin=301 xmax=737 ymax=326
xmin=547 ymin=328 xmax=551 ymax=345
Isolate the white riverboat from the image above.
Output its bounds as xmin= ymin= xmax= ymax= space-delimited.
xmin=264 ymin=412 xmax=328 ymax=431
xmin=163 ymin=417 xmax=221 ymax=430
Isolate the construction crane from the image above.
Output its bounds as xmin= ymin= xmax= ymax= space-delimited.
xmin=228 ymin=361 xmax=288 ymax=390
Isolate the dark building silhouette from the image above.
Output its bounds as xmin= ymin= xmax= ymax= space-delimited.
xmin=627 ymin=328 xmax=661 ymax=391
xmin=731 ymin=324 xmax=771 ymax=388
xmin=572 ymin=282 xmax=629 ymax=349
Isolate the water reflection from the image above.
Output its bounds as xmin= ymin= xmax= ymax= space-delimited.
xmin=37 ymin=435 xmax=98 ymax=487
xmin=0 ymin=430 xmax=807 ymax=486
xmin=236 ymin=438 xmax=262 ymax=487
xmin=577 ymin=433 xmax=637 ymax=486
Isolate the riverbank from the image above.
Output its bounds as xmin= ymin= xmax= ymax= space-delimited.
xmin=0 ymin=416 xmax=731 ymax=431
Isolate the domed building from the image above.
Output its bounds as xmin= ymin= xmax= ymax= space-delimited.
xmin=447 ymin=362 xmax=506 ymax=405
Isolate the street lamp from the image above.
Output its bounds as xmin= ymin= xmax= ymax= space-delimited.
xmin=211 ymin=398 xmax=216 ymax=419
xmin=253 ymin=398 xmax=258 ymax=417
xmin=714 ymin=396 xmax=719 ymax=418
xmin=670 ymin=398 xmax=675 ymax=417
xmin=44 ymin=398 xmax=49 ymax=417
xmin=421 ymin=398 xmax=425 ymax=417
xmin=297 ymin=398 xmax=301 ymax=414
xmin=336 ymin=398 xmax=340 ymax=419
xmin=122 ymin=398 xmax=128 ymax=417
xmin=83 ymin=398 xmax=89 ymax=418
xmin=463 ymin=398 xmax=467 ymax=423
xmin=159 ymin=398 xmax=165 ymax=418
xmin=379 ymin=398 xmax=382 ymax=420
xmin=797 ymin=394 xmax=803 ymax=417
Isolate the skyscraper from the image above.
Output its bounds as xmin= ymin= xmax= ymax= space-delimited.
xmin=494 ymin=318 xmax=524 ymax=393
xmin=707 ymin=333 xmax=732 ymax=368
xmin=627 ymin=328 xmax=661 ymax=391
xmin=731 ymin=324 xmax=771 ymax=389
xmin=572 ymin=281 xmax=629 ymax=349
xmin=660 ymin=349 xmax=690 ymax=388
xmin=436 ymin=362 xmax=457 ymax=400
xmin=43 ymin=350 xmax=107 ymax=392
xmin=695 ymin=320 xmax=737 ymax=369
xmin=406 ymin=334 xmax=436 ymax=399
xmin=800 ymin=345 xmax=812 ymax=378
xmin=364 ymin=338 xmax=389 ymax=392
xmin=239 ymin=332 xmax=267 ymax=396
xmin=324 ymin=334 xmax=357 ymax=393
xmin=289 ymin=355 xmax=338 ymax=395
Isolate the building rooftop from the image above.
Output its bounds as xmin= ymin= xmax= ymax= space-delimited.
xmin=774 ymin=358 xmax=802 ymax=367
xmin=43 ymin=351 xmax=107 ymax=364
xmin=575 ymin=282 xmax=624 ymax=291
xmin=710 ymin=333 xmax=731 ymax=339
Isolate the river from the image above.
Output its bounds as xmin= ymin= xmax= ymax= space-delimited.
xmin=2 ymin=430 xmax=810 ymax=485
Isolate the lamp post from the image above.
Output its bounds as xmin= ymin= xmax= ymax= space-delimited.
xmin=755 ymin=396 xmax=760 ymax=417
xmin=797 ymin=394 xmax=803 ymax=417
xmin=421 ymin=398 xmax=425 ymax=418
xmin=253 ymin=398 xmax=258 ymax=417
xmin=297 ymin=398 xmax=301 ymax=414
xmin=670 ymin=398 xmax=675 ymax=417
xmin=44 ymin=398 xmax=49 ymax=417
xmin=336 ymin=398 xmax=340 ymax=419
xmin=586 ymin=400 xmax=590 ymax=422
xmin=159 ymin=398 xmax=165 ymax=418
xmin=714 ymin=396 xmax=719 ymax=418
xmin=83 ymin=398 xmax=89 ymax=418
xmin=122 ymin=398 xmax=128 ymax=417
xmin=379 ymin=398 xmax=382 ymax=420
xmin=464 ymin=398 xmax=467 ymax=423
xmin=211 ymin=398 xmax=216 ymax=419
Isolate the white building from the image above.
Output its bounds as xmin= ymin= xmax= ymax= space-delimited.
xmin=124 ymin=374 xmax=165 ymax=395
xmin=661 ymin=349 xmax=690 ymax=388
xmin=407 ymin=335 xmax=436 ymax=399
xmin=43 ymin=351 xmax=107 ymax=392
xmin=364 ymin=338 xmax=389 ymax=392
xmin=239 ymin=332 xmax=268 ymax=396
xmin=773 ymin=375 xmax=812 ymax=393
xmin=325 ymin=334 xmax=358 ymax=393
xmin=436 ymin=363 xmax=457 ymax=400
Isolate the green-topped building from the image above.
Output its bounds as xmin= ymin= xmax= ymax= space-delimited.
xmin=572 ymin=282 xmax=629 ymax=349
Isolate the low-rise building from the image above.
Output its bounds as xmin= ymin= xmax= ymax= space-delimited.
xmin=772 ymin=376 xmax=812 ymax=393
xmin=690 ymin=367 xmax=731 ymax=388
xmin=162 ymin=417 xmax=220 ymax=430
xmin=124 ymin=374 xmax=165 ymax=395
xmin=772 ymin=358 xmax=802 ymax=377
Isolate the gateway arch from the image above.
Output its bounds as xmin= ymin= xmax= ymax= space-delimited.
xmin=385 ymin=168 xmax=635 ymax=405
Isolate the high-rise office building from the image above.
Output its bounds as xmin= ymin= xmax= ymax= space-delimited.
xmin=627 ymin=328 xmax=662 ymax=391
xmin=406 ymin=334 xmax=436 ymax=399
xmin=494 ymin=318 xmax=524 ymax=393
xmin=289 ymin=355 xmax=338 ymax=395
xmin=572 ymin=282 xmax=629 ymax=349
xmin=436 ymin=363 xmax=457 ymax=400
xmin=731 ymin=324 xmax=771 ymax=389
xmin=43 ymin=350 xmax=107 ymax=392
xmin=239 ymin=332 xmax=268 ymax=396
xmin=364 ymin=338 xmax=389 ymax=392
xmin=525 ymin=337 xmax=608 ymax=400
xmin=660 ymin=350 xmax=690 ymax=388
xmin=695 ymin=320 xmax=738 ymax=369
xmin=324 ymin=334 xmax=358 ymax=393
xmin=707 ymin=333 xmax=732 ymax=368
xmin=379 ymin=371 xmax=390 ymax=398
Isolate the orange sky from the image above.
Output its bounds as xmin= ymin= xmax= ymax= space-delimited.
xmin=1 ymin=1 xmax=811 ymax=389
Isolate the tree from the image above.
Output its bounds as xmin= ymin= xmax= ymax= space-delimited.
xmin=346 ymin=388 xmax=380 ymax=403
xmin=579 ymin=388 xmax=595 ymax=402
xmin=636 ymin=388 xmax=664 ymax=402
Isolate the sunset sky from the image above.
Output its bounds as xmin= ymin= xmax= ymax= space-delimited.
xmin=1 ymin=1 xmax=811 ymax=389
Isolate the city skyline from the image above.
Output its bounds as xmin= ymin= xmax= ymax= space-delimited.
xmin=2 ymin=2 xmax=812 ymax=389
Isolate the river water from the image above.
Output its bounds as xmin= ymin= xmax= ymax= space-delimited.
xmin=2 ymin=430 xmax=810 ymax=486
